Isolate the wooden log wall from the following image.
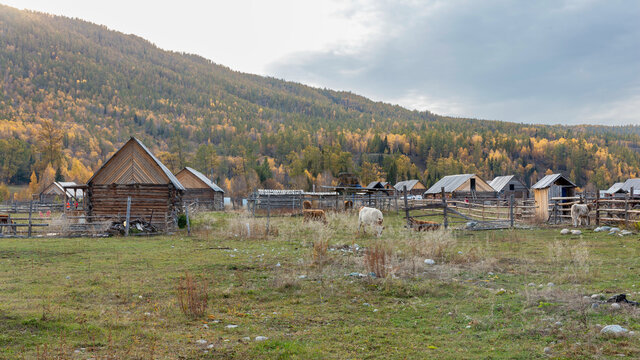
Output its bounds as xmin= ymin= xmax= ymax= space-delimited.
xmin=87 ymin=184 xmax=181 ymax=231
xmin=182 ymin=188 xmax=224 ymax=211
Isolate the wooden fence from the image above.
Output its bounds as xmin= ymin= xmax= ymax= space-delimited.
xmin=247 ymin=191 xmax=400 ymax=216
xmin=0 ymin=197 xmax=176 ymax=238
xmin=548 ymin=187 xmax=640 ymax=226
xmin=402 ymin=186 xmax=536 ymax=230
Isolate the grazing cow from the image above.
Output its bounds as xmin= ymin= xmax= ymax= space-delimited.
xmin=303 ymin=209 xmax=327 ymax=224
xmin=302 ymin=200 xmax=312 ymax=209
xmin=571 ymin=203 xmax=592 ymax=227
xmin=344 ymin=200 xmax=353 ymax=211
xmin=358 ymin=206 xmax=384 ymax=237
xmin=407 ymin=217 xmax=440 ymax=231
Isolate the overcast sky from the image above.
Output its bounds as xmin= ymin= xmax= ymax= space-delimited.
xmin=3 ymin=0 xmax=640 ymax=125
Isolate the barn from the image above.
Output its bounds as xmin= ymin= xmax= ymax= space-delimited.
xmin=489 ymin=175 xmax=529 ymax=199
xmin=424 ymin=174 xmax=495 ymax=199
xmin=39 ymin=181 xmax=83 ymax=203
xmin=394 ymin=180 xmax=426 ymax=196
xmin=175 ymin=167 xmax=224 ymax=211
xmin=531 ymin=173 xmax=576 ymax=222
xmin=86 ymin=137 xmax=185 ymax=232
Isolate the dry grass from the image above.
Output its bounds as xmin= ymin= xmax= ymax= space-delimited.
xmin=548 ymin=239 xmax=591 ymax=283
xmin=176 ymin=271 xmax=208 ymax=319
xmin=227 ymin=214 xmax=278 ymax=239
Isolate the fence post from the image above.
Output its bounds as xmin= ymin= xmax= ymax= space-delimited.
xmin=395 ymin=191 xmax=399 ymax=214
xmin=266 ymin=193 xmax=271 ymax=236
xmin=625 ymin=188 xmax=632 ymax=228
xmin=441 ymin=187 xmax=448 ymax=229
xmin=28 ymin=200 xmax=33 ymax=238
xmin=185 ymin=205 xmax=191 ymax=236
xmin=553 ymin=200 xmax=558 ymax=224
xmin=509 ymin=194 xmax=514 ymax=228
xmin=403 ymin=185 xmax=410 ymax=228
xmin=595 ymin=190 xmax=600 ymax=226
xmin=125 ymin=196 xmax=131 ymax=237
xmin=252 ymin=192 xmax=256 ymax=217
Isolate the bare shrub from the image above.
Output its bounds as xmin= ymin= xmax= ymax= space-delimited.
xmin=365 ymin=242 xmax=391 ymax=278
xmin=176 ymin=272 xmax=208 ymax=318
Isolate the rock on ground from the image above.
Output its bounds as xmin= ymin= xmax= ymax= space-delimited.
xmin=570 ymin=230 xmax=582 ymax=235
xmin=601 ymin=325 xmax=628 ymax=335
xmin=560 ymin=229 xmax=570 ymax=235
xmin=424 ymin=259 xmax=436 ymax=265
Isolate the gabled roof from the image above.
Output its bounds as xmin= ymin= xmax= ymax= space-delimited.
xmin=394 ymin=179 xmax=421 ymax=191
xmin=182 ymin=167 xmax=224 ymax=193
xmin=489 ymin=175 xmax=527 ymax=192
xmin=367 ymin=181 xmax=390 ymax=189
xmin=88 ymin=137 xmax=185 ymax=190
xmin=531 ymin=174 xmax=576 ymax=189
xmin=621 ymin=179 xmax=640 ymax=194
xmin=424 ymin=174 xmax=475 ymax=194
xmin=42 ymin=181 xmax=81 ymax=198
xmin=605 ymin=182 xmax=625 ymax=194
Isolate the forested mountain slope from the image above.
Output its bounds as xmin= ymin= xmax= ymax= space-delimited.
xmin=1 ymin=4 xmax=639 ymax=198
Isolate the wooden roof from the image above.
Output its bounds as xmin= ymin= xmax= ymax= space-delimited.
xmin=41 ymin=182 xmax=83 ymax=198
xmin=176 ymin=167 xmax=224 ymax=193
xmin=88 ymin=137 xmax=185 ymax=190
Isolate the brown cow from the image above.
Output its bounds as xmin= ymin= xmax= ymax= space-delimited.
xmin=302 ymin=200 xmax=312 ymax=209
xmin=303 ymin=209 xmax=327 ymax=224
xmin=407 ymin=217 xmax=440 ymax=231
xmin=344 ymin=200 xmax=353 ymax=211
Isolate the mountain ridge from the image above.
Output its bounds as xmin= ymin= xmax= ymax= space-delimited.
xmin=1 ymin=4 xmax=639 ymax=197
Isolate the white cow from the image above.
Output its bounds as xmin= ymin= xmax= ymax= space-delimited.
xmin=571 ymin=203 xmax=591 ymax=227
xmin=357 ymin=206 xmax=384 ymax=237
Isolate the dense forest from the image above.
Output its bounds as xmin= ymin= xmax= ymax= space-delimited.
xmin=1 ymin=4 xmax=640 ymax=200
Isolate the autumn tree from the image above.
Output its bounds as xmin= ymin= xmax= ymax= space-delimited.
xmin=36 ymin=119 xmax=64 ymax=172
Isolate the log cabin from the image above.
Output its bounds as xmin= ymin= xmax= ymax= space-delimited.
xmin=86 ymin=137 xmax=184 ymax=232
xmin=424 ymin=174 xmax=495 ymax=199
xmin=175 ymin=167 xmax=224 ymax=211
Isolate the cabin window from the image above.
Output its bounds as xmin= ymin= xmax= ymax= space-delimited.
xmin=470 ymin=178 xmax=476 ymax=191
xmin=509 ymin=184 xmax=515 ymax=191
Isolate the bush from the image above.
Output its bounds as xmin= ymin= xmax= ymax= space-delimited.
xmin=178 ymin=214 xmax=189 ymax=229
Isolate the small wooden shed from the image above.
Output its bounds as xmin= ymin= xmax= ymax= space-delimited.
xmin=39 ymin=181 xmax=83 ymax=203
xmin=86 ymin=137 xmax=185 ymax=232
xmin=489 ymin=175 xmax=529 ymax=199
xmin=394 ymin=180 xmax=426 ymax=196
xmin=532 ymin=173 xmax=576 ymax=222
xmin=175 ymin=167 xmax=225 ymax=211
xmin=424 ymin=174 xmax=495 ymax=198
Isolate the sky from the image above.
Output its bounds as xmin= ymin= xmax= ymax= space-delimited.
xmin=3 ymin=0 xmax=640 ymax=125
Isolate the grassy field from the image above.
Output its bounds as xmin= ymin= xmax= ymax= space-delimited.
xmin=1 ymin=211 xmax=639 ymax=359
